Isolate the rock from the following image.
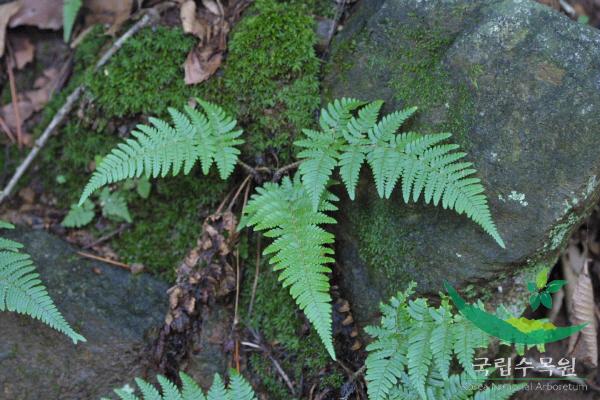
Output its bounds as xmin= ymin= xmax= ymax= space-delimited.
xmin=0 ymin=228 xmax=169 ymax=399
xmin=323 ymin=0 xmax=600 ymax=325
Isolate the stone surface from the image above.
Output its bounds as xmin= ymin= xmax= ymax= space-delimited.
xmin=324 ymin=0 xmax=600 ymax=325
xmin=0 ymin=228 xmax=169 ymax=399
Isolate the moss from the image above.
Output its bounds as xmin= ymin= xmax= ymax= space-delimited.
xmin=240 ymin=258 xmax=343 ymax=399
xmin=221 ymin=0 xmax=320 ymax=164
xmin=33 ymin=0 xmax=322 ymax=277
xmin=87 ymin=26 xmax=196 ymax=118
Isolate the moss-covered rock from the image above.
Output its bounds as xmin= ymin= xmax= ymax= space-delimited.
xmin=35 ymin=0 xmax=323 ymax=277
xmin=324 ymin=0 xmax=600 ymax=325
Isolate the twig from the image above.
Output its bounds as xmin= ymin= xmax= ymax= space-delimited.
xmin=242 ymin=338 xmax=296 ymax=395
xmin=272 ymin=160 xmax=302 ymax=182
xmin=0 ymin=12 xmax=157 ymax=204
xmin=0 ymin=115 xmax=15 ymax=143
xmin=6 ymin=48 xmax=22 ymax=149
xmin=247 ymin=235 xmax=261 ymax=317
xmin=559 ymin=0 xmax=576 ymax=17
xmin=76 ymin=251 xmax=130 ymax=270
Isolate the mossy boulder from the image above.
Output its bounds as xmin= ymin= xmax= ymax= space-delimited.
xmin=0 ymin=228 xmax=169 ymax=399
xmin=324 ymin=0 xmax=600 ymax=324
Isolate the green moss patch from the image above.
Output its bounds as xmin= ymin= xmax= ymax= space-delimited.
xmin=240 ymin=256 xmax=344 ymax=399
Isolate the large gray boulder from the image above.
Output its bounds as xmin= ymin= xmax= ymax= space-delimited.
xmin=324 ymin=0 xmax=600 ymax=325
xmin=0 ymin=228 xmax=169 ymax=399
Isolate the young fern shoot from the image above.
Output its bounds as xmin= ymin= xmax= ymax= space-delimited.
xmin=295 ymin=98 xmax=505 ymax=248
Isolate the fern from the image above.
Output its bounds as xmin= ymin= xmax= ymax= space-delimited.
xmin=365 ymin=283 xmax=524 ymax=400
xmin=104 ymin=370 xmax=257 ymax=400
xmin=62 ymin=200 xmax=96 ymax=228
xmin=63 ymin=0 xmax=82 ymax=42
xmin=0 ymin=221 xmax=85 ymax=343
xmin=295 ymin=99 xmax=504 ymax=248
xmin=99 ymin=188 xmax=132 ymax=223
xmin=240 ymin=175 xmax=338 ymax=359
xmin=79 ymin=99 xmax=243 ymax=205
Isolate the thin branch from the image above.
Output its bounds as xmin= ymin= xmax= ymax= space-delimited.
xmin=83 ymin=223 xmax=131 ymax=249
xmin=0 ymin=12 xmax=157 ymax=204
xmin=76 ymin=251 xmax=130 ymax=270
xmin=0 ymin=115 xmax=15 ymax=143
xmin=247 ymin=235 xmax=261 ymax=318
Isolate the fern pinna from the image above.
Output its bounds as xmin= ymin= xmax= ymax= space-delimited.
xmin=239 ymin=176 xmax=338 ymax=359
xmin=0 ymin=221 xmax=85 ymax=343
xmin=104 ymin=370 xmax=257 ymax=400
xmin=295 ymin=99 xmax=504 ymax=248
xmin=365 ymin=283 xmax=524 ymax=400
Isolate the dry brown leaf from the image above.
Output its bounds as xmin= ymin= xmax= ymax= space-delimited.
xmin=181 ymin=0 xmax=205 ymax=37
xmin=184 ymin=46 xmax=222 ymax=85
xmin=84 ymin=0 xmax=133 ymax=35
xmin=0 ymin=2 xmax=20 ymax=57
xmin=9 ymin=34 xmax=34 ymax=69
xmin=8 ymin=0 xmax=63 ymax=30
xmin=571 ymin=261 xmax=598 ymax=366
xmin=0 ymin=67 xmax=61 ymax=133
xmin=202 ymin=0 xmax=222 ymax=15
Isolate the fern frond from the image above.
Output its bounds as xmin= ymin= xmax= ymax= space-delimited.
xmin=295 ymin=100 xmax=504 ymax=247
xmin=79 ymin=99 xmax=243 ymax=204
xmin=0 ymin=250 xmax=85 ymax=343
xmin=62 ymin=200 xmax=95 ymax=228
xmin=107 ymin=371 xmax=256 ymax=400
xmin=365 ymin=283 xmax=496 ymax=400
xmin=241 ymin=176 xmax=338 ymax=359
xmin=406 ymin=299 xmax=434 ymax=398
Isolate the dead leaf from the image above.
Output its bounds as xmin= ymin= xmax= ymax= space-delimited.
xmin=202 ymin=0 xmax=222 ymax=15
xmin=0 ymin=2 xmax=20 ymax=57
xmin=9 ymin=34 xmax=34 ymax=69
xmin=84 ymin=0 xmax=133 ymax=35
xmin=0 ymin=67 xmax=61 ymax=133
xmin=184 ymin=46 xmax=222 ymax=85
xmin=181 ymin=0 xmax=205 ymax=37
xmin=8 ymin=0 xmax=63 ymax=30
xmin=571 ymin=261 xmax=598 ymax=366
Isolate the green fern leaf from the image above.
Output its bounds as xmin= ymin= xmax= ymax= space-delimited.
xmin=135 ymin=378 xmax=162 ymax=400
xmin=62 ymin=200 xmax=95 ymax=228
xmin=63 ymin=0 xmax=81 ymax=42
xmin=207 ymin=374 xmax=229 ymax=400
xmin=453 ymin=317 xmax=490 ymax=376
xmin=406 ymin=299 xmax=434 ymax=398
xmin=295 ymin=100 xmax=504 ymax=247
xmin=241 ymin=176 xmax=338 ymax=359
xmin=110 ymin=371 xmax=256 ymax=400
xmin=0 ymin=250 xmax=85 ymax=343
xmin=99 ymin=189 xmax=132 ymax=223
xmin=229 ymin=370 xmax=258 ymax=400
xmin=180 ymin=372 xmax=207 ymax=400
xmin=79 ymin=100 xmax=243 ymax=205
xmin=430 ymin=306 xmax=454 ymax=378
